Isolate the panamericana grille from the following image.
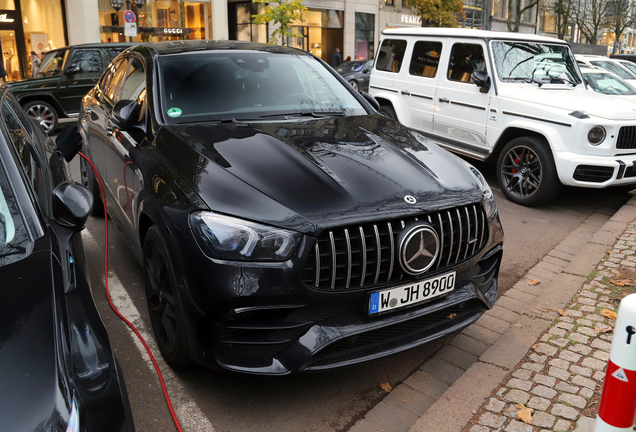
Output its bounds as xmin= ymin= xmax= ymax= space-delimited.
xmin=616 ymin=126 xmax=636 ymax=149
xmin=301 ymin=203 xmax=488 ymax=291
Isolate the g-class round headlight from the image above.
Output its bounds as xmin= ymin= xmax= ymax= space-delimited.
xmin=588 ymin=126 xmax=606 ymax=145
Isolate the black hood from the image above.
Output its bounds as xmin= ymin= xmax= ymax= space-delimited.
xmin=154 ymin=114 xmax=483 ymax=233
xmin=0 ymin=246 xmax=70 ymax=432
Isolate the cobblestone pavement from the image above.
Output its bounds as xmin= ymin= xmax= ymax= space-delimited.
xmin=463 ymin=221 xmax=636 ymax=432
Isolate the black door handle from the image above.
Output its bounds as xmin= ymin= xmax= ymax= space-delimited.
xmin=401 ymin=90 xmax=411 ymax=96
xmin=438 ymin=97 xmax=450 ymax=103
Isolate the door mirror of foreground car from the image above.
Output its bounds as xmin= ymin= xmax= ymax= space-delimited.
xmin=65 ymin=64 xmax=80 ymax=75
xmin=361 ymin=92 xmax=380 ymax=111
xmin=112 ymin=99 xmax=142 ymax=131
xmin=52 ymin=182 xmax=93 ymax=230
xmin=472 ymin=70 xmax=491 ymax=92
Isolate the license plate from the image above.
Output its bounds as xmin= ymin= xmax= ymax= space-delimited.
xmin=369 ymin=272 xmax=456 ymax=315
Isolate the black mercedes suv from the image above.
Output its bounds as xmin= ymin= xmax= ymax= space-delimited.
xmin=79 ymin=40 xmax=504 ymax=375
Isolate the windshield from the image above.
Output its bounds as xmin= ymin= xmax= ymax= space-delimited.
xmin=0 ymin=161 xmax=29 ymax=267
xmin=336 ymin=61 xmax=366 ymax=73
xmin=583 ymin=71 xmax=636 ymax=95
xmin=619 ymin=61 xmax=636 ymax=75
xmin=591 ymin=61 xmax=636 ymax=80
xmin=491 ymin=41 xmax=582 ymax=85
xmin=159 ymin=52 xmax=367 ymax=123
xmin=38 ymin=49 xmax=67 ymax=77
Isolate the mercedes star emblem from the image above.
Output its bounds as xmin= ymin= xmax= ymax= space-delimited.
xmin=399 ymin=226 xmax=440 ymax=275
xmin=404 ymin=195 xmax=417 ymax=204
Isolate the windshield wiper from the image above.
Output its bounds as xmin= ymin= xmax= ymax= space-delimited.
xmin=509 ymin=77 xmax=544 ymax=87
xmin=258 ymin=110 xmax=347 ymax=120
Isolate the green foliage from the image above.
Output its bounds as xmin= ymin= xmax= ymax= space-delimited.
xmin=408 ymin=0 xmax=464 ymax=27
xmin=252 ymin=0 xmax=308 ymax=45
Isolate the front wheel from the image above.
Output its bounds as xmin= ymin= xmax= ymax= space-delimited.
xmin=143 ymin=226 xmax=192 ymax=368
xmin=24 ymin=101 xmax=58 ymax=133
xmin=349 ymin=80 xmax=359 ymax=91
xmin=496 ymin=136 xmax=561 ymax=206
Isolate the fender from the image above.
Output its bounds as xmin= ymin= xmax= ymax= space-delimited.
xmin=494 ymin=118 xmax=569 ymax=154
xmin=374 ymin=92 xmax=410 ymax=126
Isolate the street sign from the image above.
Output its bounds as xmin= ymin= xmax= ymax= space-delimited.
xmin=123 ymin=10 xmax=136 ymax=23
xmin=124 ymin=22 xmax=137 ymax=37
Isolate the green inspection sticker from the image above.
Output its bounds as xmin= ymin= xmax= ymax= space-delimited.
xmin=167 ymin=107 xmax=182 ymax=117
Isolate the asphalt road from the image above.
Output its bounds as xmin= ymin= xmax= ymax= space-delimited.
xmin=67 ymin=155 xmax=631 ymax=432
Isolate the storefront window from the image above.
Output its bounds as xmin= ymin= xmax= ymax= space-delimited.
xmin=0 ymin=0 xmax=15 ymax=9
xmin=21 ymin=0 xmax=65 ymax=77
xmin=355 ymin=12 xmax=374 ymax=60
xmin=228 ymin=1 xmax=267 ymax=43
xmin=99 ymin=0 xmax=213 ymax=43
xmin=287 ymin=9 xmax=343 ymax=63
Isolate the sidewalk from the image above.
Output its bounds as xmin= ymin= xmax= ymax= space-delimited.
xmin=348 ymin=194 xmax=636 ymax=432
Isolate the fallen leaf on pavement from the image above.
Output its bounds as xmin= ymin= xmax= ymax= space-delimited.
xmin=595 ymin=325 xmax=612 ymax=334
xmin=527 ymin=279 xmax=541 ymax=286
xmin=557 ymin=309 xmax=567 ymax=316
xmin=602 ymin=309 xmax=618 ymax=321
xmin=515 ymin=404 xmax=534 ymax=424
xmin=610 ymin=279 xmax=634 ymax=287
xmin=447 ymin=313 xmax=457 ymax=319
xmin=379 ymin=382 xmax=392 ymax=392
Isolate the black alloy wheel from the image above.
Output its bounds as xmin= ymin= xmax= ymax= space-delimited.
xmin=143 ymin=226 xmax=191 ymax=368
xmin=496 ymin=136 xmax=561 ymax=206
xmin=80 ymin=155 xmax=104 ymax=217
xmin=24 ymin=101 xmax=58 ymax=133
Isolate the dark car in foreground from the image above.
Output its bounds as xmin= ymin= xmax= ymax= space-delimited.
xmin=8 ymin=43 xmax=135 ymax=133
xmin=335 ymin=59 xmax=373 ymax=92
xmin=79 ymin=40 xmax=504 ymax=375
xmin=0 ymin=83 xmax=134 ymax=431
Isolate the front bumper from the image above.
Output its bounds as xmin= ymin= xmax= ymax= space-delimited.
xmin=556 ymin=151 xmax=636 ymax=187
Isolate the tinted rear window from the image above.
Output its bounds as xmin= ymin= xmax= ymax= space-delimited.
xmin=376 ymin=39 xmax=407 ymax=73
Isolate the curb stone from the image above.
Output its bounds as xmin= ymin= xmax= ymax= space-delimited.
xmin=346 ymin=194 xmax=633 ymax=432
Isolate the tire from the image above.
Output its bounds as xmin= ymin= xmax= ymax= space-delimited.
xmin=80 ymin=154 xmax=104 ymax=217
xmin=349 ymin=80 xmax=359 ymax=91
xmin=143 ymin=226 xmax=192 ymax=368
xmin=24 ymin=101 xmax=58 ymax=134
xmin=496 ymin=136 xmax=562 ymax=206
xmin=379 ymin=104 xmax=397 ymax=120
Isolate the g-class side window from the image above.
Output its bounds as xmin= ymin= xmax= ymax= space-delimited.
xmin=447 ymin=43 xmax=487 ymax=83
xmin=376 ymin=39 xmax=407 ymax=73
xmin=409 ymin=41 xmax=443 ymax=77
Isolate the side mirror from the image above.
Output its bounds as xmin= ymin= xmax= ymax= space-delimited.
xmin=52 ymin=182 xmax=93 ymax=229
xmin=66 ymin=64 xmax=80 ymax=75
xmin=472 ymin=70 xmax=491 ymax=92
xmin=361 ymin=92 xmax=380 ymax=111
xmin=112 ymin=99 xmax=141 ymax=131
xmin=55 ymin=124 xmax=83 ymax=162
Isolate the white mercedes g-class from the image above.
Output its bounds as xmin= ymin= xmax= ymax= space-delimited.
xmin=370 ymin=28 xmax=636 ymax=206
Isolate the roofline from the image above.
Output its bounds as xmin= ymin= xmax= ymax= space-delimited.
xmin=380 ymin=28 xmax=569 ymax=45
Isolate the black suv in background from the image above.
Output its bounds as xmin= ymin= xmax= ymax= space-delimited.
xmin=8 ymin=42 xmax=135 ymax=133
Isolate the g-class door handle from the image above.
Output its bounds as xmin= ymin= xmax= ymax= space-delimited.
xmin=106 ymin=125 xmax=113 ymax=136
xmin=438 ymin=97 xmax=450 ymax=103
xmin=401 ymin=90 xmax=411 ymax=96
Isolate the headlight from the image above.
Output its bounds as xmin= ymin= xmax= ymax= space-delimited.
xmin=459 ymin=160 xmax=497 ymax=219
xmin=588 ymin=126 xmax=606 ymax=145
xmin=190 ymin=212 xmax=302 ymax=261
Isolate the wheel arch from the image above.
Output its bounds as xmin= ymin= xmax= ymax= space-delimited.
xmin=488 ymin=123 xmax=563 ymax=164
xmin=18 ymin=94 xmax=64 ymax=117
xmin=374 ymin=94 xmax=408 ymax=124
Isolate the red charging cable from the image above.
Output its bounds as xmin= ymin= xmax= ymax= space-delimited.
xmin=78 ymin=152 xmax=184 ymax=432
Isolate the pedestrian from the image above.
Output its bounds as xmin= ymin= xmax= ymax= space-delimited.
xmin=344 ymin=55 xmax=351 ymax=62
xmin=330 ymin=48 xmax=342 ymax=68
xmin=30 ymin=51 xmax=41 ymax=77
xmin=0 ymin=59 xmax=7 ymax=82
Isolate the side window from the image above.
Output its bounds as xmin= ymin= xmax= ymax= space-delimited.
xmin=447 ymin=43 xmax=487 ymax=83
xmin=376 ymin=39 xmax=408 ymax=73
xmin=120 ymin=57 xmax=145 ymax=101
xmin=39 ymin=49 xmax=67 ymax=77
xmin=108 ymin=48 xmax=125 ymax=63
xmin=107 ymin=58 xmax=130 ymax=103
xmin=1 ymin=99 xmax=50 ymax=216
xmin=69 ymin=49 xmax=102 ymax=78
xmin=409 ymin=41 xmax=443 ymax=77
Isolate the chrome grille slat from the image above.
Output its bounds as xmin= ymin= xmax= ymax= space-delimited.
xmin=344 ymin=229 xmax=352 ymax=289
xmin=359 ymin=226 xmax=367 ymax=287
xmin=436 ymin=213 xmax=444 ymax=270
xmin=329 ymin=231 xmax=336 ymax=290
xmin=303 ymin=203 xmax=489 ymax=291
xmin=373 ymin=224 xmax=381 ymax=285
xmin=387 ymin=222 xmax=394 ymax=282
xmin=446 ymin=210 xmax=454 ymax=267
xmin=314 ymin=243 xmax=320 ymax=288
xmin=463 ymin=207 xmax=471 ymax=260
